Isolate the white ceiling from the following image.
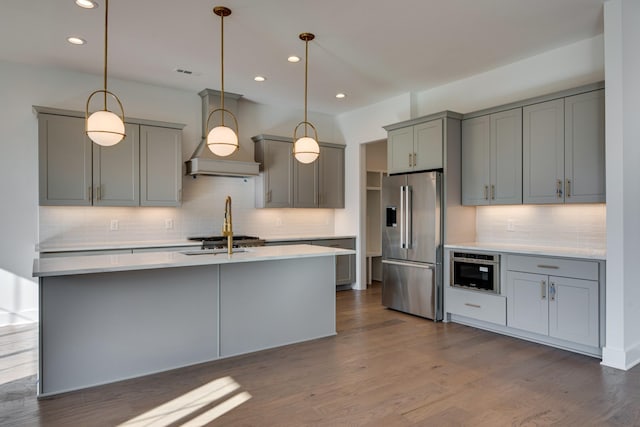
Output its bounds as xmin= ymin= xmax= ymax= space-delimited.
xmin=0 ymin=0 xmax=604 ymax=115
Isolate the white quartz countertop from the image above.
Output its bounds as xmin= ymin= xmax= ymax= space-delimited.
xmin=444 ymin=242 xmax=606 ymax=260
xmin=36 ymin=236 xmax=356 ymax=253
xmin=33 ymin=244 xmax=356 ymax=277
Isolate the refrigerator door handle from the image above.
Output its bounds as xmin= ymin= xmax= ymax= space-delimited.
xmin=405 ymin=185 xmax=412 ymax=249
xmin=382 ymin=259 xmax=434 ymax=269
xmin=399 ymin=186 xmax=405 ymax=248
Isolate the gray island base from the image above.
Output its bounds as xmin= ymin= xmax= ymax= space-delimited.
xmin=33 ymin=245 xmax=348 ymax=397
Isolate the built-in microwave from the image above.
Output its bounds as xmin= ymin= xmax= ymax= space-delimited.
xmin=450 ymin=251 xmax=500 ymax=293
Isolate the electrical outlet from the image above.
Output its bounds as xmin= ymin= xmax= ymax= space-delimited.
xmin=165 ymin=219 xmax=174 ymax=230
xmin=110 ymin=219 xmax=119 ymax=231
xmin=507 ymin=219 xmax=515 ymax=232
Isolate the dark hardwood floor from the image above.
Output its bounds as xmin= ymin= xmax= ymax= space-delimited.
xmin=1 ymin=282 xmax=639 ymax=426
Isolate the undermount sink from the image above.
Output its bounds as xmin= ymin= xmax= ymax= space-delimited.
xmin=181 ymin=248 xmax=248 ymax=256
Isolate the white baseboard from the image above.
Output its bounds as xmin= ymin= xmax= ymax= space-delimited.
xmin=601 ymin=342 xmax=640 ymax=370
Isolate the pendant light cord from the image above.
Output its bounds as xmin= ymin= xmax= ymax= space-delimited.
xmin=220 ymin=11 xmax=225 ymax=125
xmin=304 ymin=38 xmax=308 ymax=137
xmin=103 ymin=0 xmax=109 ymax=110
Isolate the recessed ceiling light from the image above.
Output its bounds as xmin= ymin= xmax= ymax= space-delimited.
xmin=75 ymin=0 xmax=98 ymax=9
xmin=254 ymin=76 xmax=266 ymax=82
xmin=67 ymin=36 xmax=86 ymax=45
xmin=288 ymin=56 xmax=300 ymax=63
xmin=336 ymin=93 xmax=346 ymax=99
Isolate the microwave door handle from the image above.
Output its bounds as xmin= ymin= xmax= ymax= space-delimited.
xmin=405 ymin=185 xmax=412 ymax=249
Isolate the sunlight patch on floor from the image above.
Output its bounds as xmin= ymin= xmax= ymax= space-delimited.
xmin=117 ymin=376 xmax=251 ymax=427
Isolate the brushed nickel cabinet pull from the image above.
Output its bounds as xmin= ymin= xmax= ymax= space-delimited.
xmin=550 ymin=282 xmax=556 ymax=301
xmin=413 ymin=152 xmax=417 ymax=167
xmin=556 ymin=179 xmax=563 ymax=198
xmin=541 ymin=280 xmax=547 ymax=299
xmin=491 ymin=184 xmax=495 ymax=200
xmin=408 ymin=153 xmax=412 ymax=167
xmin=566 ymin=179 xmax=571 ymax=198
xmin=464 ymin=303 xmax=481 ymax=309
xmin=484 ymin=185 xmax=489 ymax=200
xmin=537 ymin=264 xmax=559 ymax=269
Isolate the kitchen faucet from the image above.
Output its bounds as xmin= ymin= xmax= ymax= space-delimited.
xmin=222 ymin=196 xmax=233 ymax=254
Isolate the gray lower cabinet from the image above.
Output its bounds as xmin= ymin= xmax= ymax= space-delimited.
xmin=265 ymin=237 xmax=356 ymax=286
xmin=461 ymin=108 xmax=522 ymax=205
xmin=253 ymin=134 xmax=345 ymax=208
xmin=523 ymin=89 xmax=605 ymax=204
xmin=506 ymin=255 xmax=600 ymax=348
xmin=35 ymin=107 xmax=183 ymax=207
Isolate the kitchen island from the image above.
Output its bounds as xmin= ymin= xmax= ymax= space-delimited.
xmin=33 ymin=244 xmax=354 ymax=397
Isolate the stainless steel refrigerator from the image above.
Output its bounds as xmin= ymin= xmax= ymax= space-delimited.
xmin=381 ymin=171 xmax=442 ymax=320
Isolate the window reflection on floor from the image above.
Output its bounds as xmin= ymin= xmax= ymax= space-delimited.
xmin=117 ymin=376 xmax=251 ymax=427
xmin=0 ymin=324 xmax=37 ymax=387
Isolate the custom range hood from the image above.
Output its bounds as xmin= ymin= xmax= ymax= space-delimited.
xmin=185 ymin=89 xmax=260 ymax=177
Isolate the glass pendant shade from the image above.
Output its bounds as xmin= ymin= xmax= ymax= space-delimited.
xmin=207 ymin=125 xmax=239 ymax=157
xmin=294 ymin=136 xmax=320 ymax=164
xmin=87 ymin=110 xmax=125 ymax=146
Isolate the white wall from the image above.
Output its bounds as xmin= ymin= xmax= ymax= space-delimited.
xmin=602 ymin=0 xmax=640 ymax=370
xmin=0 ymin=59 xmax=343 ymax=326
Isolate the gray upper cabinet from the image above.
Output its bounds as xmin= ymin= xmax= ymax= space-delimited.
xmin=523 ymin=89 xmax=605 ymax=204
xmin=462 ymin=108 xmax=522 ymax=205
xmin=140 ymin=125 xmax=182 ymax=207
xmin=523 ymin=99 xmax=565 ymax=204
xmin=93 ymin=123 xmax=140 ymax=206
xmin=564 ymin=90 xmax=605 ymax=203
xmin=319 ymin=145 xmax=345 ymax=208
xmin=254 ymin=136 xmax=293 ymax=208
xmin=38 ymin=113 xmax=92 ymax=206
xmin=387 ymin=119 xmax=443 ymax=174
xmin=253 ymin=134 xmax=345 ymax=209
xmin=36 ymin=107 xmax=184 ymax=207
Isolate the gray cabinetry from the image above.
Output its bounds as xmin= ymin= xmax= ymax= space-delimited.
xmin=93 ymin=123 xmax=140 ymax=206
xmin=387 ymin=119 xmax=443 ymax=174
xmin=38 ymin=113 xmax=92 ymax=206
xmin=564 ymin=90 xmax=606 ymax=203
xmin=506 ymin=255 xmax=600 ymax=348
xmin=462 ymin=108 xmax=522 ymax=205
xmin=312 ymin=238 xmax=356 ymax=286
xmin=253 ymin=134 xmax=345 ymax=209
xmin=140 ymin=125 xmax=182 ymax=207
xmin=36 ymin=107 xmax=183 ymax=207
xmin=523 ymin=89 xmax=605 ymax=204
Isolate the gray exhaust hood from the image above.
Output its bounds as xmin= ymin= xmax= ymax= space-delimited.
xmin=185 ymin=89 xmax=260 ymax=177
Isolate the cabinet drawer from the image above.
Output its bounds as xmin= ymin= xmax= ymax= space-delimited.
xmin=446 ymin=287 xmax=506 ymax=325
xmin=507 ymin=255 xmax=598 ymax=281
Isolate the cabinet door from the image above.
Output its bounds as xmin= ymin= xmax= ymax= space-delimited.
xmin=564 ymin=90 xmax=605 ymax=203
xmin=523 ymin=99 xmax=564 ymax=204
xmin=140 ymin=126 xmax=182 ymax=207
xmin=387 ymin=127 xmax=414 ymax=174
xmin=263 ymin=139 xmax=293 ymax=208
xmin=293 ymin=159 xmax=318 ymax=208
xmin=93 ymin=123 xmax=139 ymax=206
xmin=461 ymin=116 xmax=491 ymax=205
xmin=38 ymin=114 xmax=92 ymax=206
xmin=312 ymin=238 xmax=356 ymax=285
xmin=491 ymin=108 xmax=522 ymax=205
xmin=506 ymin=271 xmax=548 ymax=336
xmin=548 ymin=276 xmax=599 ymax=347
xmin=414 ymin=119 xmax=443 ymax=171
xmin=319 ymin=145 xmax=345 ymax=208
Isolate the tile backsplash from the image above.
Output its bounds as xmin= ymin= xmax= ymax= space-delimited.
xmin=476 ymin=204 xmax=606 ymax=250
xmin=38 ymin=176 xmax=335 ymax=246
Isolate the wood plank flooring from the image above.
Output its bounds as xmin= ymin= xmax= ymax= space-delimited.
xmin=1 ymin=282 xmax=639 ymax=426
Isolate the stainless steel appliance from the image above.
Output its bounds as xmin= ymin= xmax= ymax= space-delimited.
xmin=381 ymin=171 xmax=442 ymax=320
xmin=450 ymin=251 xmax=500 ymax=293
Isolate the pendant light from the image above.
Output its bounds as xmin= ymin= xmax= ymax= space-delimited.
xmin=206 ymin=6 xmax=239 ymax=157
xmin=293 ymin=33 xmax=320 ymax=164
xmin=85 ymin=0 xmax=126 ymax=147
